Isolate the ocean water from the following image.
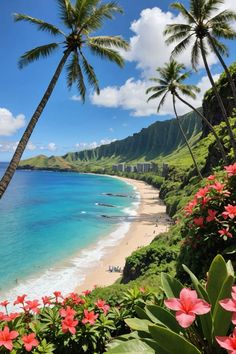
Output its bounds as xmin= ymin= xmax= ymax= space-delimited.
xmin=0 ymin=163 xmax=139 ymax=301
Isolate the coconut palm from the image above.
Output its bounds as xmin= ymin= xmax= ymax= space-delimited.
xmin=0 ymin=0 xmax=129 ymax=199
xmin=146 ymin=60 xmax=204 ymax=179
xmin=164 ymin=0 xmax=236 ymax=159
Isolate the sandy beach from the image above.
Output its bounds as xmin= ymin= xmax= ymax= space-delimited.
xmin=76 ymin=177 xmax=172 ymax=292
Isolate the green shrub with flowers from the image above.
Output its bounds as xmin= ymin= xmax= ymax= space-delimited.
xmin=0 ymin=288 xmax=154 ymax=353
xmin=106 ymin=254 xmax=236 ymax=354
xmin=176 ymin=163 xmax=236 ymax=281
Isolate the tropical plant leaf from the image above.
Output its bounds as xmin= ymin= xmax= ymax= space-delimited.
xmin=161 ymin=272 xmax=184 ymax=298
xmin=145 ymin=305 xmax=182 ymax=333
xmin=14 ymin=14 xmax=65 ymax=36
xmin=18 ymin=43 xmax=59 ymax=68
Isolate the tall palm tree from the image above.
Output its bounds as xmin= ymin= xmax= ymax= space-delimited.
xmin=146 ymin=60 xmax=204 ymax=179
xmin=164 ymin=0 xmax=236 ymax=159
xmin=0 ymin=0 xmax=129 ymax=199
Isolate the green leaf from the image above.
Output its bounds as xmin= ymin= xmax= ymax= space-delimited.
xmin=182 ymin=264 xmax=212 ymax=342
xmin=161 ymin=272 xmax=184 ymax=298
xmin=149 ymin=325 xmax=201 ymax=354
xmin=206 ymin=255 xmax=228 ymax=311
xmin=125 ymin=318 xmax=152 ymax=333
xmin=213 ymin=274 xmax=234 ymax=337
xmin=145 ymin=305 xmax=182 ymax=333
xmin=135 ymin=305 xmax=152 ymax=321
xmin=106 ymin=338 xmax=156 ymax=353
xmin=223 ymin=244 xmax=236 ymax=254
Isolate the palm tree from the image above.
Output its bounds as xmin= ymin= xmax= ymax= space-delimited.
xmin=146 ymin=60 xmax=204 ymax=179
xmin=0 ymin=0 xmax=129 ymax=199
xmin=164 ymin=0 xmax=236 ymax=159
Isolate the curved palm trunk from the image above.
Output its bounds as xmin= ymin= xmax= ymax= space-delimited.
xmin=172 ymin=95 xmax=203 ymax=179
xmin=175 ymin=92 xmax=228 ymax=164
xmin=208 ymin=34 xmax=236 ymax=107
xmin=199 ymin=39 xmax=236 ymax=159
xmin=0 ymin=49 xmax=71 ymax=199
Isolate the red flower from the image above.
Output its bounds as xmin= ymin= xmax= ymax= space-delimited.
xmin=64 ymin=293 xmax=85 ymax=305
xmin=53 ymin=291 xmax=63 ymax=302
xmin=206 ymin=209 xmax=217 ymax=222
xmin=218 ymin=228 xmax=233 ymax=239
xmin=82 ymin=310 xmax=98 ymax=325
xmin=0 ymin=312 xmax=5 ymax=321
xmin=25 ymin=300 xmax=40 ymax=314
xmin=0 ymin=301 xmax=9 ymax=308
xmin=22 ymin=333 xmax=39 ymax=352
xmin=0 ymin=326 xmax=19 ymax=351
xmin=95 ymin=300 xmax=110 ymax=315
xmin=225 ymin=163 xmax=236 ymax=177
xmin=210 ymin=181 xmax=230 ymax=196
xmin=193 ymin=217 xmax=204 ymax=227
xmin=184 ymin=200 xmax=197 ymax=216
xmin=195 ymin=187 xmax=209 ymax=199
xmin=42 ymin=296 xmax=51 ymax=306
xmin=82 ymin=290 xmax=91 ymax=296
xmin=207 ymin=175 xmax=216 ymax=181
xmin=60 ymin=306 xmax=76 ymax=318
xmin=14 ymin=294 xmax=27 ymax=306
xmin=222 ymin=205 xmax=236 ymax=219
xmin=216 ymin=328 xmax=236 ymax=353
xmin=164 ymin=288 xmax=211 ymax=328
xmin=61 ymin=316 xmax=78 ymax=335
xmin=4 ymin=312 xmax=20 ymax=322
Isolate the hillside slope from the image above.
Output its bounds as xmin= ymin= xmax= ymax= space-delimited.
xmin=20 ymin=110 xmax=202 ymax=170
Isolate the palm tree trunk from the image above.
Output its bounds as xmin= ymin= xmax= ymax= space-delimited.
xmin=0 ymin=49 xmax=71 ymax=199
xmin=175 ymin=92 xmax=228 ymax=164
xmin=199 ymin=39 xmax=236 ymax=159
xmin=172 ymin=95 xmax=203 ymax=179
xmin=207 ymin=34 xmax=236 ymax=107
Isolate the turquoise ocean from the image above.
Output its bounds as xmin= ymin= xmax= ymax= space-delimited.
xmin=0 ymin=163 xmax=139 ymax=301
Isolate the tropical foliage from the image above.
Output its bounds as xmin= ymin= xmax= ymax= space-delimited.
xmin=106 ymin=255 xmax=235 ymax=354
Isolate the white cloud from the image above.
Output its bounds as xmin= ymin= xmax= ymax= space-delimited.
xmin=75 ymin=139 xmax=116 ymax=151
xmin=91 ymin=74 xmax=220 ymax=117
xmin=122 ymin=7 xmax=217 ymax=77
xmin=0 ymin=108 xmax=25 ymax=136
xmin=39 ymin=142 xmax=57 ymax=151
xmin=0 ymin=140 xmax=36 ymax=153
xmin=70 ymin=95 xmax=81 ymax=101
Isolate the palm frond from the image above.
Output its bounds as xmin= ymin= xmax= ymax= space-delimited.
xmin=157 ymin=91 xmax=169 ymax=112
xmin=78 ymin=2 xmax=123 ymax=33
xmin=176 ymin=71 xmax=192 ymax=83
xmin=18 ymin=43 xmax=59 ymax=69
xmin=146 ymin=86 xmax=167 ymax=95
xmin=171 ymin=34 xmax=194 ymax=57
xmin=165 ymin=30 xmax=193 ymax=45
xmin=89 ymin=36 xmax=129 ymax=50
xmin=178 ymin=84 xmax=199 ymax=98
xmin=80 ymin=51 xmax=100 ymax=94
xmin=57 ymin=0 xmax=75 ymax=30
xmin=211 ymin=23 xmax=236 ymax=40
xmin=164 ymin=23 xmax=192 ymax=36
xmin=14 ymin=13 xmax=65 ymax=36
xmin=66 ymin=50 xmax=86 ymax=101
xmin=191 ymin=39 xmax=201 ymax=70
xmin=207 ymin=9 xmax=236 ymax=25
xmin=204 ymin=0 xmax=224 ymax=19
xmin=190 ymin=0 xmax=205 ymax=22
xmin=170 ymin=2 xmax=197 ymax=24
xmin=88 ymin=43 xmax=124 ymax=67
xmin=208 ymin=35 xmax=229 ymax=56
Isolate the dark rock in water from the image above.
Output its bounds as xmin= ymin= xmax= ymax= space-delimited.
xmin=103 ymin=193 xmax=128 ymax=198
xmin=97 ymin=203 xmax=116 ymax=208
xmin=101 ymin=215 xmax=111 ymax=218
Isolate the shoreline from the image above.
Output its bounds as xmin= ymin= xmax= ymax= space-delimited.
xmin=75 ymin=176 xmax=172 ymax=292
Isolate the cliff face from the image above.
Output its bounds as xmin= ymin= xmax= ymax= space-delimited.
xmin=202 ymin=62 xmax=236 ymax=136
xmin=20 ymin=110 xmax=202 ymax=170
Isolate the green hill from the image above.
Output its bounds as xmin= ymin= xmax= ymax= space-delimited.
xmin=20 ymin=109 xmax=202 ymax=171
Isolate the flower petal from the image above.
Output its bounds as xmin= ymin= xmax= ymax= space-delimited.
xmin=164 ymin=298 xmax=182 ymax=311
xmin=191 ymin=299 xmax=211 ymax=315
xmin=176 ymin=311 xmax=195 ymax=328
xmin=219 ymin=299 xmax=236 ymax=312
xmin=216 ymin=336 xmax=235 ymax=350
xmin=179 ymin=288 xmax=198 ymax=302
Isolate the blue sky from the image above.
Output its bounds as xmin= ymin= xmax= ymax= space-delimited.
xmin=0 ymin=0 xmax=236 ymax=161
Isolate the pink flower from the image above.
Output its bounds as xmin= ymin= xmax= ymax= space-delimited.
xmin=216 ymin=328 xmax=236 ymax=353
xmin=206 ymin=209 xmax=217 ymax=222
xmin=164 ymin=288 xmax=211 ymax=328
xmin=82 ymin=290 xmax=91 ymax=296
xmin=210 ymin=181 xmax=229 ymax=195
xmin=4 ymin=312 xmax=20 ymax=322
xmin=82 ymin=310 xmax=98 ymax=325
xmin=42 ymin=296 xmax=51 ymax=306
xmin=0 ymin=301 xmax=9 ymax=308
xmin=65 ymin=293 xmax=85 ymax=305
xmin=14 ymin=294 xmax=27 ymax=306
xmin=61 ymin=316 xmax=78 ymax=335
xmin=218 ymin=228 xmax=233 ymax=239
xmin=22 ymin=333 xmax=39 ymax=352
xmin=222 ymin=205 xmax=236 ymax=219
xmin=25 ymin=300 xmax=40 ymax=314
xmin=60 ymin=306 xmax=76 ymax=318
xmin=0 ymin=326 xmax=19 ymax=351
xmin=184 ymin=200 xmax=197 ymax=216
xmin=95 ymin=300 xmax=110 ymax=315
xmin=207 ymin=175 xmax=216 ymax=181
xmin=195 ymin=187 xmax=209 ymax=199
xmin=219 ymin=290 xmax=236 ymax=324
xmin=225 ymin=163 xmax=236 ymax=177
xmin=193 ymin=217 xmax=204 ymax=227
xmin=53 ymin=291 xmax=63 ymax=302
